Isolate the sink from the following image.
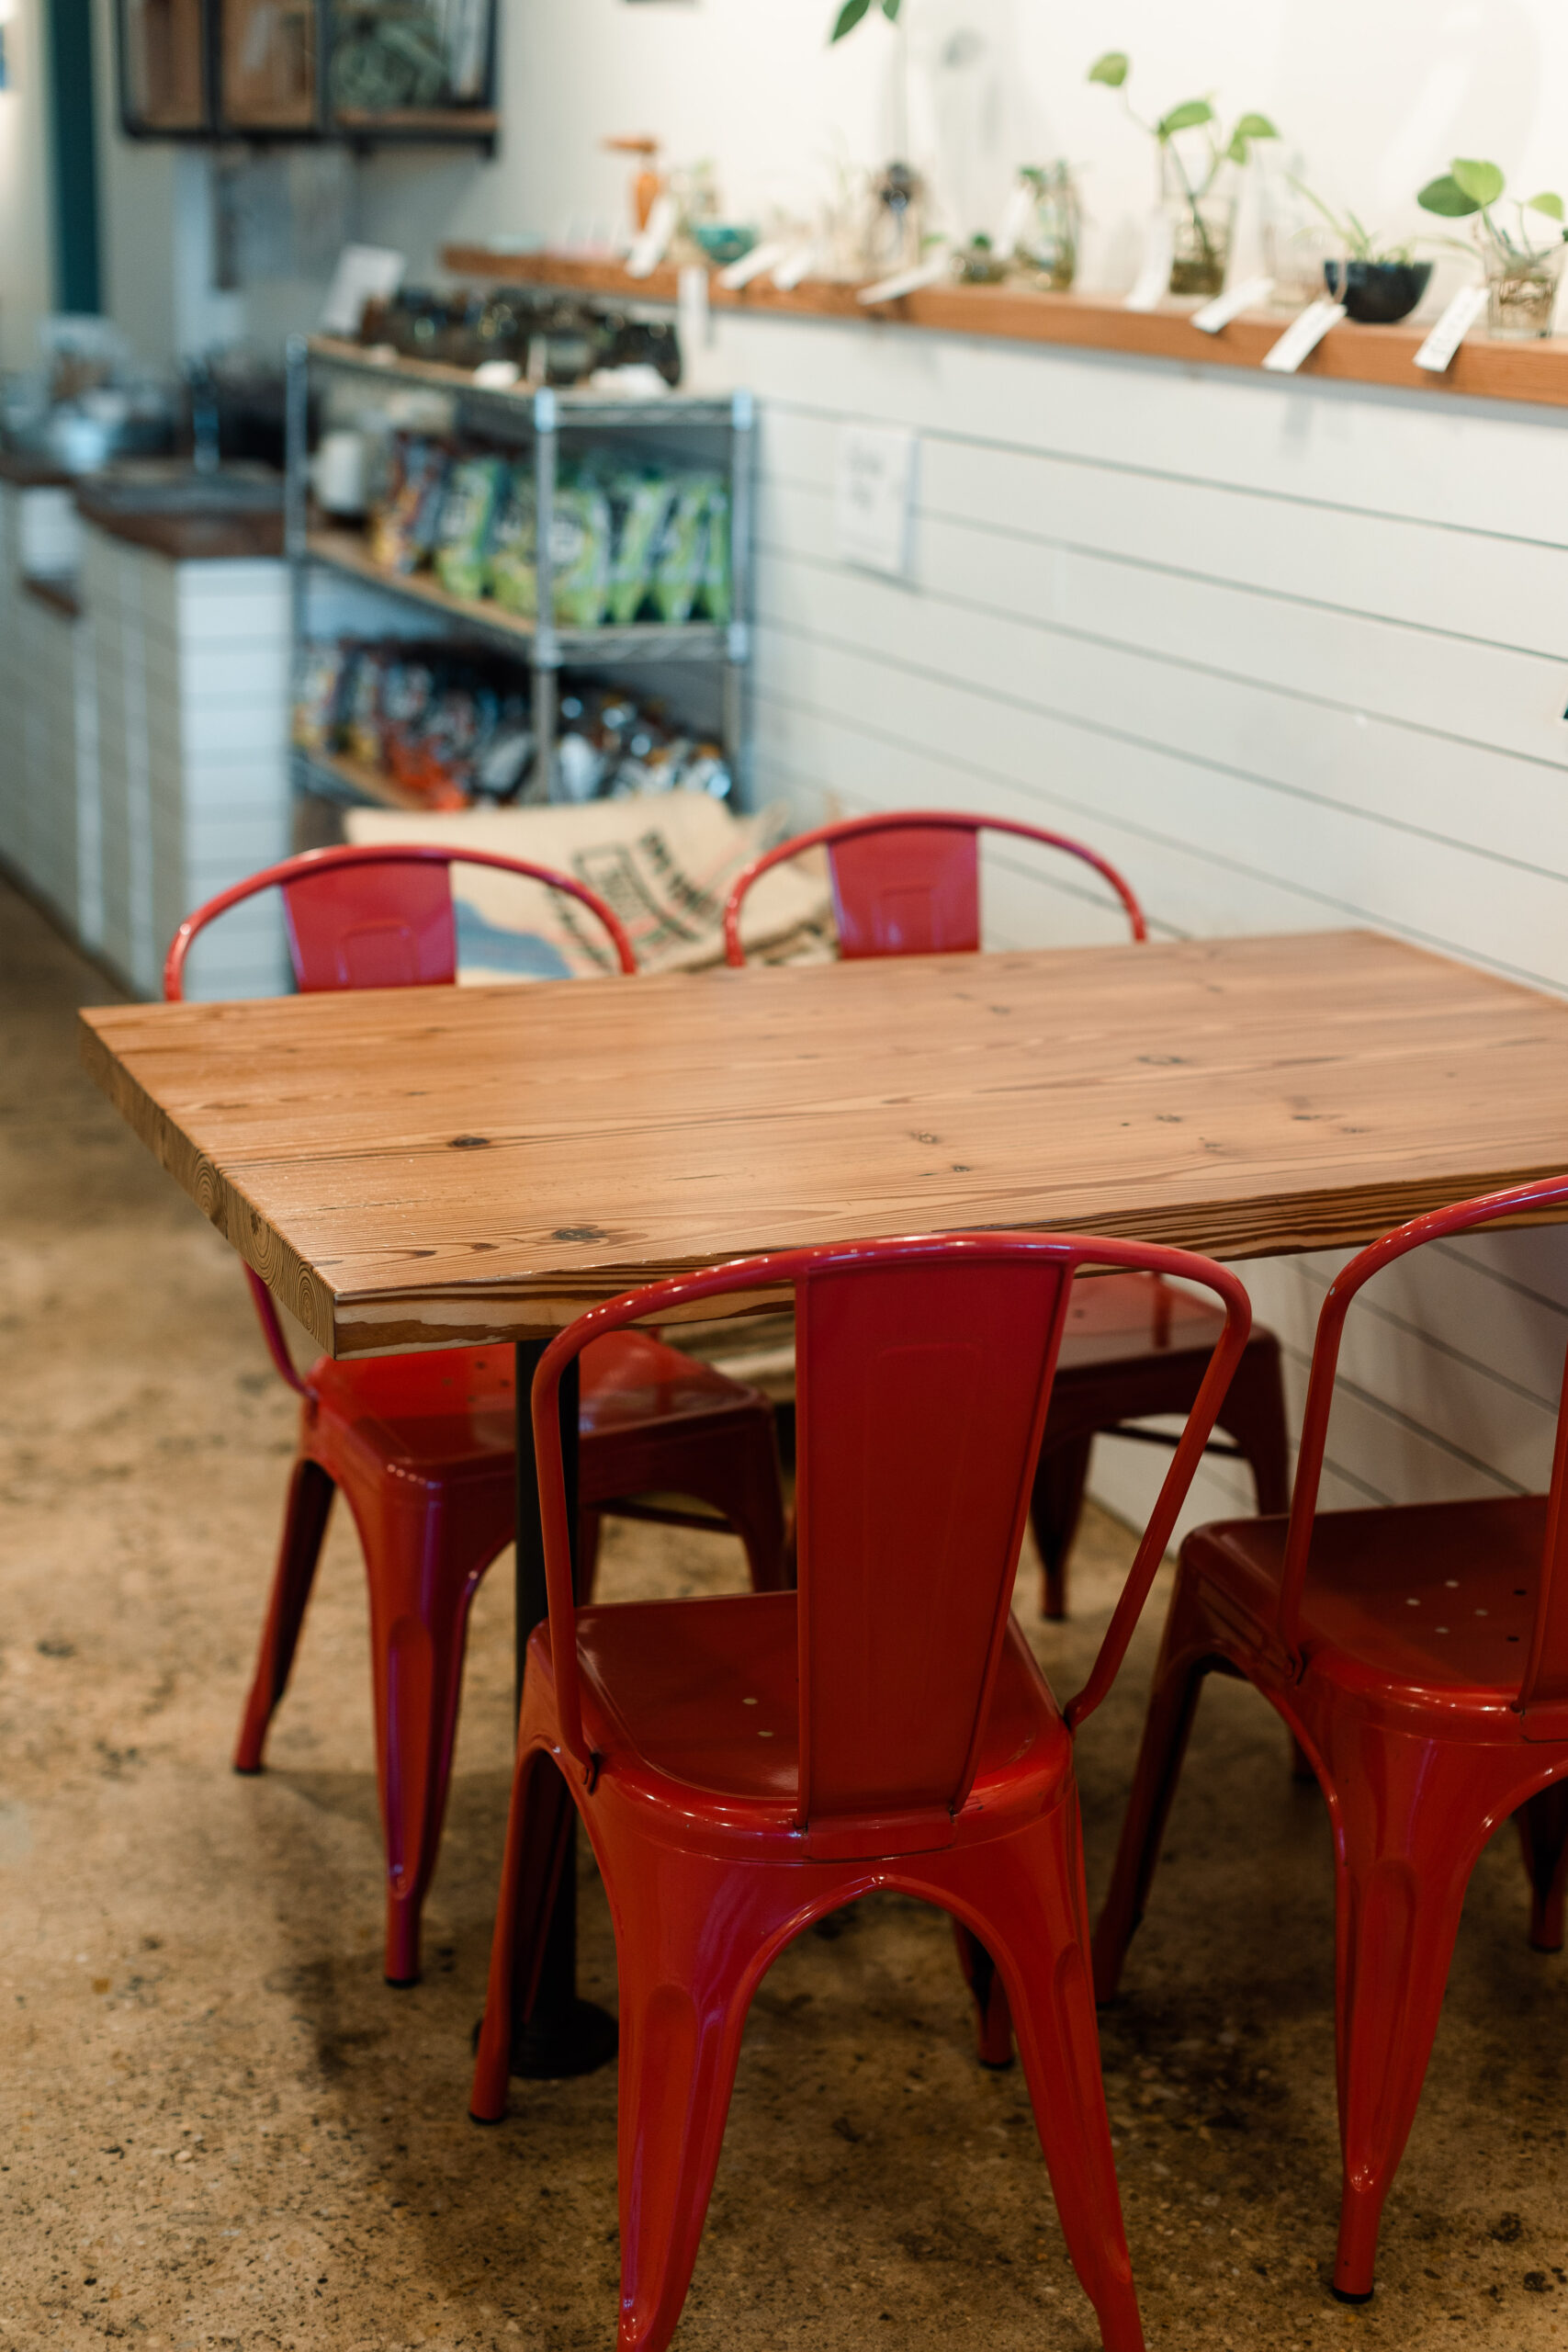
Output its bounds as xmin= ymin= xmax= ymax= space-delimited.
xmin=87 ymin=463 xmax=284 ymax=515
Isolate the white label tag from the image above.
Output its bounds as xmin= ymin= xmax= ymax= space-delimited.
xmin=1124 ymin=215 xmax=1177 ymax=311
xmin=1191 ymin=273 xmax=1274 ymax=334
xmin=625 ymin=192 xmax=678 ymax=279
xmin=717 ymin=240 xmax=790 ymax=291
xmin=1261 ymin=297 xmax=1347 ymax=373
xmin=834 ymin=424 xmax=918 ymax=577
xmin=677 ymin=263 xmax=711 ymax=356
xmin=771 ymin=243 xmax=818 ymax=291
xmin=472 ymin=358 xmax=521 ymax=389
xmin=858 ymin=256 xmax=950 ymax=306
xmin=1414 ymin=282 xmax=1489 ymax=373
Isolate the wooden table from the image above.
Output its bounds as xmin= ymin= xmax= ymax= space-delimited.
xmin=78 ymin=931 xmax=1568 ymax=1357
xmin=79 ymin=929 xmax=1568 ymax=2067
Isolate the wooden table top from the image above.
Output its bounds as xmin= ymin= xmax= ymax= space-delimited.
xmin=79 ymin=931 xmax=1568 ymax=1358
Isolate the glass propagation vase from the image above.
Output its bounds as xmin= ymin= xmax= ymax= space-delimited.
xmin=1015 ymin=164 xmax=1080 ymax=292
xmin=1483 ymin=241 xmax=1565 ymax=339
xmin=1160 ymin=147 xmax=1235 ymax=299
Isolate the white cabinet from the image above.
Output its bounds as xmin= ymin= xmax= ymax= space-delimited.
xmin=85 ymin=524 xmax=292 ymax=999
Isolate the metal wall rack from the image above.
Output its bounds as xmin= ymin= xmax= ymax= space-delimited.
xmin=286 ymin=334 xmax=754 ymax=810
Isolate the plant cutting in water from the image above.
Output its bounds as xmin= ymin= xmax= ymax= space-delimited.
xmin=1087 ymin=51 xmax=1277 ymax=287
xmin=1285 ymin=180 xmax=1415 ymax=264
xmin=830 ymin=0 xmax=899 ymax=40
xmin=1418 ymin=158 xmax=1567 ymax=337
xmin=1416 ymin=157 xmax=1565 ymax=261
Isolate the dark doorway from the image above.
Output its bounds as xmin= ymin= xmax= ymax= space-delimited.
xmin=47 ymin=0 xmax=103 ymax=312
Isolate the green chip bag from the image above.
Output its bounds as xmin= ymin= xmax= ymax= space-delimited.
xmin=434 ymin=456 xmax=505 ymax=601
xmin=486 ymin=464 xmax=610 ymax=628
xmin=650 ymin=473 xmax=716 ymax=625
xmin=604 ymin=468 xmax=678 ymax=625
xmin=699 ymin=480 xmax=732 ymax=625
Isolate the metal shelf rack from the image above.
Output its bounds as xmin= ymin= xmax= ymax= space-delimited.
xmin=287 ymin=334 xmax=754 ymax=808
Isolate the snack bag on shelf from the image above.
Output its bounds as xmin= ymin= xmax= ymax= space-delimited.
xmin=650 ymin=472 xmax=716 ymax=623
xmin=603 ymin=466 xmax=678 ymax=624
xmin=343 ymin=644 xmax=389 ymax=766
xmin=293 ymin=640 xmax=349 ymax=751
xmin=367 ymin=435 xmax=449 ymax=574
xmin=434 ymin=455 xmax=506 ymax=600
xmin=488 ymin=465 xmax=612 ymax=627
xmin=699 ymin=480 xmax=732 ymax=624
xmin=487 ymin=466 xmax=535 ymax=615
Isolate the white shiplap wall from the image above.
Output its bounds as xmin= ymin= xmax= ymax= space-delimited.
xmin=716 ymin=311 xmax=1568 ymax=1535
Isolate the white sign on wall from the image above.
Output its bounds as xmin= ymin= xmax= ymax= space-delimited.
xmin=834 ymin=424 xmax=919 ymax=579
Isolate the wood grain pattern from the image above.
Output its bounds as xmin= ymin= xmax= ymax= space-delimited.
xmin=442 ymin=246 xmax=1568 ymax=412
xmin=78 ymin=933 xmax=1568 ymax=1359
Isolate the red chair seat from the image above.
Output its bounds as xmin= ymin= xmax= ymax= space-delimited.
xmin=1186 ymin=1496 xmax=1545 ymax=1701
xmin=310 ymin=1330 xmax=768 ymax=1482
xmin=1057 ymin=1269 xmax=1224 ymax=1368
xmin=560 ymin=1591 xmax=1066 ymax=1816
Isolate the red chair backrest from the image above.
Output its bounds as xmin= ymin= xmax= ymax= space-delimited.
xmin=1276 ymin=1172 xmax=1568 ymax=1729
xmin=164 ymin=841 xmax=637 ymax=1002
xmin=529 ymin=1232 xmax=1253 ymax=1824
xmin=721 ymin=810 xmax=1146 ymax=967
xmin=164 ymin=843 xmax=637 ymax=1392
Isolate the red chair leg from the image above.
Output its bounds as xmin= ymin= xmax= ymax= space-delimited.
xmin=942 ymin=1804 xmax=1145 ymax=2352
xmin=362 ymin=1496 xmax=499 ymax=1985
xmin=1031 ymin=1431 xmax=1093 ymax=1621
xmin=232 ymin=1455 xmax=335 ymax=1774
xmin=1326 ymin=1736 xmax=1495 ymax=2301
xmin=951 ymin=1919 xmax=1015 ymax=2067
xmin=1092 ymin=1576 xmax=1213 ymax=2003
xmin=1517 ymin=1781 xmax=1568 ymax=1952
xmin=607 ymin=1841 xmax=776 ymax=2352
xmin=471 ymin=1739 xmax=578 ymax=2120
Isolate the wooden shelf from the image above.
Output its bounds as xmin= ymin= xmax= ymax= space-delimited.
xmin=308 ymin=334 xmax=734 ymax=429
xmin=443 ymin=244 xmax=1568 ymax=413
xmin=292 ymin=745 xmax=441 ymax=812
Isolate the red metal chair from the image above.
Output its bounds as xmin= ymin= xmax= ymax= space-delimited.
xmin=1092 ymin=1174 xmax=1568 ymax=2304
xmin=471 ymin=1228 xmax=1253 ymax=2352
xmin=723 ymin=808 xmax=1291 ymax=1615
xmin=166 ymin=843 xmax=787 ymax=1986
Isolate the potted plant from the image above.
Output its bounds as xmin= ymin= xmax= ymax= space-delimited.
xmin=1291 ymin=183 xmax=1432 ymax=322
xmin=1088 ymin=51 xmax=1277 ymax=299
xmin=1418 ymin=158 xmax=1566 ymax=338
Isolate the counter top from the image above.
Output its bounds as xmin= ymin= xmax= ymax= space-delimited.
xmin=0 ymin=451 xmax=77 ymax=489
xmin=443 ymin=244 xmax=1568 ymax=412
xmin=74 ymin=489 xmax=284 ymax=562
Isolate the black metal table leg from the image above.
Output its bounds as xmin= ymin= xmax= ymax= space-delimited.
xmin=507 ymin=1338 xmax=618 ymax=2079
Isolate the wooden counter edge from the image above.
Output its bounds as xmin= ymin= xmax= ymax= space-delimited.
xmin=442 ymin=245 xmax=1568 ymax=411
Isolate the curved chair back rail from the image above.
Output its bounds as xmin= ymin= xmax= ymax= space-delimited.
xmin=164 ymin=839 xmax=637 ymax=1002
xmin=721 ymin=808 xmax=1147 ymax=967
xmin=527 ymin=1228 xmax=1252 ymax=1804
xmin=164 ymin=842 xmax=637 ymax=1386
xmin=1277 ymin=1170 xmax=1568 ymax=1709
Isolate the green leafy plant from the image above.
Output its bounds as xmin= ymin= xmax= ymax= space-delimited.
xmin=1087 ymin=52 xmax=1277 ymax=277
xmin=830 ymin=0 xmax=899 ymax=40
xmin=1417 ymin=156 xmax=1565 ymax=265
xmin=1288 ymin=179 xmax=1415 ymax=264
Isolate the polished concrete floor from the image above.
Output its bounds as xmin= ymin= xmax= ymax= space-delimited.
xmin=4 ymin=871 xmax=1568 ymax=2352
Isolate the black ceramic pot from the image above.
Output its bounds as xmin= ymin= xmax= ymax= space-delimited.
xmin=1323 ymin=259 xmax=1434 ymax=324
